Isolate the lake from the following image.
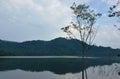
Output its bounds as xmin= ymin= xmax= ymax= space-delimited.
xmin=0 ymin=56 xmax=120 ymax=79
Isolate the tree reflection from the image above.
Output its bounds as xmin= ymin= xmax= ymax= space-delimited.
xmin=0 ymin=58 xmax=119 ymax=74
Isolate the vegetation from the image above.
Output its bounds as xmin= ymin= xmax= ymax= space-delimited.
xmin=108 ymin=1 xmax=120 ymax=17
xmin=117 ymin=54 xmax=120 ymax=57
xmin=61 ymin=2 xmax=101 ymax=79
xmin=108 ymin=0 xmax=120 ymax=56
xmin=61 ymin=3 xmax=101 ymax=57
xmin=0 ymin=50 xmax=15 ymax=56
xmin=0 ymin=37 xmax=120 ymax=56
xmin=108 ymin=0 xmax=120 ymax=30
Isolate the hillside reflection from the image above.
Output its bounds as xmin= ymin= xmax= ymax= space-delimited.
xmin=0 ymin=58 xmax=120 ymax=74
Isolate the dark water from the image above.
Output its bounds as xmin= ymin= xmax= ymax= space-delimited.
xmin=0 ymin=57 xmax=120 ymax=79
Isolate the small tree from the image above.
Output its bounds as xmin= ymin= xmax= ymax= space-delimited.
xmin=61 ymin=2 xmax=101 ymax=57
xmin=61 ymin=2 xmax=101 ymax=79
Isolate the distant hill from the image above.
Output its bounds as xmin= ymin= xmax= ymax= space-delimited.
xmin=0 ymin=37 xmax=120 ymax=57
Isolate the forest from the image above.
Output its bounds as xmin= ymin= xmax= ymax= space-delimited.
xmin=0 ymin=37 xmax=120 ymax=57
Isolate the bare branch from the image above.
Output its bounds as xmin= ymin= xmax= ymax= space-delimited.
xmin=61 ymin=2 xmax=101 ymax=50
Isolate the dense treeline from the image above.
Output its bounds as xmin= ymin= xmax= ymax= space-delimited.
xmin=0 ymin=50 xmax=16 ymax=56
xmin=0 ymin=37 xmax=120 ymax=57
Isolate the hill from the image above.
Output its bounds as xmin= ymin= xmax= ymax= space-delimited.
xmin=0 ymin=37 xmax=120 ymax=57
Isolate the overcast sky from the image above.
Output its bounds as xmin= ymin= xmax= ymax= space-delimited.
xmin=0 ymin=0 xmax=120 ymax=48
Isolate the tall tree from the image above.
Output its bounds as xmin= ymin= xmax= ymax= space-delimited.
xmin=61 ymin=2 xmax=101 ymax=79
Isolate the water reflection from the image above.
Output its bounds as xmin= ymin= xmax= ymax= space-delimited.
xmin=86 ymin=63 xmax=120 ymax=79
xmin=0 ymin=58 xmax=120 ymax=79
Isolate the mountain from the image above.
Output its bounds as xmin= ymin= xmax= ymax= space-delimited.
xmin=0 ymin=37 xmax=120 ymax=56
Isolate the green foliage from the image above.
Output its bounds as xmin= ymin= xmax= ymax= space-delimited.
xmin=71 ymin=3 xmax=101 ymax=24
xmin=108 ymin=1 xmax=120 ymax=31
xmin=0 ymin=38 xmax=120 ymax=57
xmin=108 ymin=1 xmax=120 ymax=17
xmin=62 ymin=3 xmax=101 ymax=42
xmin=0 ymin=50 xmax=15 ymax=56
xmin=117 ymin=54 xmax=120 ymax=57
xmin=61 ymin=3 xmax=102 ymax=59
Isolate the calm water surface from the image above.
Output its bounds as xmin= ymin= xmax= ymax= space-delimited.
xmin=0 ymin=56 xmax=120 ymax=79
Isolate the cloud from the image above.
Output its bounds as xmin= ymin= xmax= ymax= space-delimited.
xmin=0 ymin=0 xmax=120 ymax=48
xmin=102 ymin=0 xmax=118 ymax=5
xmin=0 ymin=0 xmax=92 ymax=41
xmin=0 ymin=0 xmax=73 ymax=41
xmin=94 ymin=24 xmax=120 ymax=48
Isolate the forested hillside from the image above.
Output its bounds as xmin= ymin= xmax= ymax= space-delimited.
xmin=0 ymin=37 xmax=120 ymax=57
